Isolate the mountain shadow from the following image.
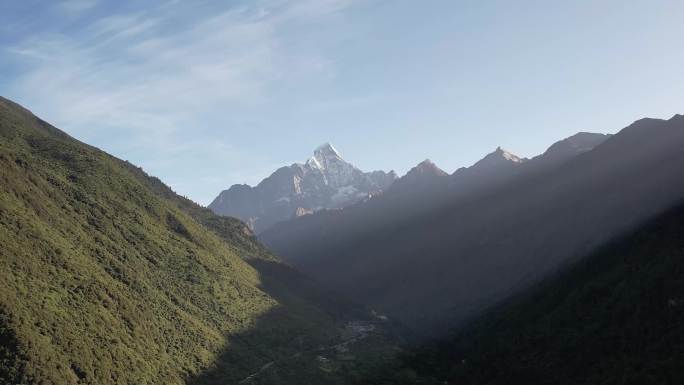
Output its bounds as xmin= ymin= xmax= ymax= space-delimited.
xmin=0 ymin=306 xmax=25 ymax=383
xmin=185 ymin=259 xmax=403 ymax=385
xmin=365 ymin=200 xmax=684 ymax=384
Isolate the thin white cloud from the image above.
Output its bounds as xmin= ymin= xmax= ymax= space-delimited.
xmin=90 ymin=14 xmax=160 ymax=40
xmin=59 ymin=0 xmax=98 ymax=14
xmin=280 ymin=0 xmax=356 ymax=22
xmin=5 ymin=0 xmax=357 ymax=204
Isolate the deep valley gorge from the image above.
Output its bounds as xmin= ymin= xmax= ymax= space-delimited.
xmin=2 ymin=96 xmax=684 ymax=384
xmin=2 ymin=2 xmax=684 ymax=384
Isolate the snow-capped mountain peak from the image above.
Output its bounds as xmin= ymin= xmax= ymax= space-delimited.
xmin=308 ymin=143 xmax=344 ymax=170
xmin=494 ymin=146 xmax=524 ymax=163
xmin=307 ymin=143 xmax=359 ymax=187
xmin=470 ymin=147 xmax=525 ymax=170
xmin=210 ymin=143 xmax=397 ymax=233
xmin=314 ymin=142 xmax=342 ymax=160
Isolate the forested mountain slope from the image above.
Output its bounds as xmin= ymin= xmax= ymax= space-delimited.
xmin=369 ymin=201 xmax=684 ymax=384
xmin=0 ymin=97 xmax=395 ymax=385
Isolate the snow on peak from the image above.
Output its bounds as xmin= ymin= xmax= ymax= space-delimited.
xmin=470 ymin=147 xmax=525 ymax=170
xmin=303 ymin=143 xmax=359 ymax=187
xmin=306 ymin=155 xmax=322 ymax=170
xmin=494 ymin=147 xmax=524 ymax=163
xmin=314 ymin=142 xmax=342 ymax=160
xmin=309 ymin=142 xmax=347 ymax=172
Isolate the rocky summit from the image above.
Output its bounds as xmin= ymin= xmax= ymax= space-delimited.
xmin=209 ymin=143 xmax=397 ymax=233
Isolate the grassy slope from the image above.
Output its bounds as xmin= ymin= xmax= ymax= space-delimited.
xmin=0 ymin=97 xmax=392 ymax=385
xmin=368 ymin=202 xmax=684 ymax=385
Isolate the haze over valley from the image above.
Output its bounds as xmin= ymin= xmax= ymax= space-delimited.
xmin=2 ymin=1 xmax=684 ymax=384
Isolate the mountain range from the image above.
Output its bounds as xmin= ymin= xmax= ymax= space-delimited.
xmin=208 ymin=143 xmax=396 ymax=233
xmin=3 ymin=93 xmax=684 ymax=384
xmin=260 ymin=118 xmax=684 ymax=337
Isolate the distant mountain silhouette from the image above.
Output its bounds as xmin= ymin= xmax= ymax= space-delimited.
xmin=387 ymin=159 xmax=448 ymax=194
xmin=261 ymin=119 xmax=684 ymax=338
xmin=209 ymin=143 xmax=396 ymax=233
xmin=449 ymin=133 xmax=609 ymax=196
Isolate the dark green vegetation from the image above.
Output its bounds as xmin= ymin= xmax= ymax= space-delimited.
xmin=0 ymin=97 xmax=397 ymax=384
xmin=368 ymin=202 xmax=684 ymax=385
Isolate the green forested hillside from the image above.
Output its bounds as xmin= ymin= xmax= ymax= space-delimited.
xmin=0 ymin=97 xmax=395 ymax=385
xmin=367 ymin=202 xmax=684 ymax=384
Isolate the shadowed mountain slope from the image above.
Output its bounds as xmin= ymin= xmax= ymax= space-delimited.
xmin=0 ymin=97 xmax=396 ymax=385
xmin=368 ymin=200 xmax=684 ymax=384
xmin=261 ymin=119 xmax=684 ymax=338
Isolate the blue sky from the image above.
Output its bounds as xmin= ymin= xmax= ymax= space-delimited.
xmin=1 ymin=0 xmax=683 ymax=204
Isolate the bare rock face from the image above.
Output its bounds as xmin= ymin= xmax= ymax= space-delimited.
xmin=209 ymin=143 xmax=397 ymax=233
xmin=294 ymin=207 xmax=314 ymax=217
